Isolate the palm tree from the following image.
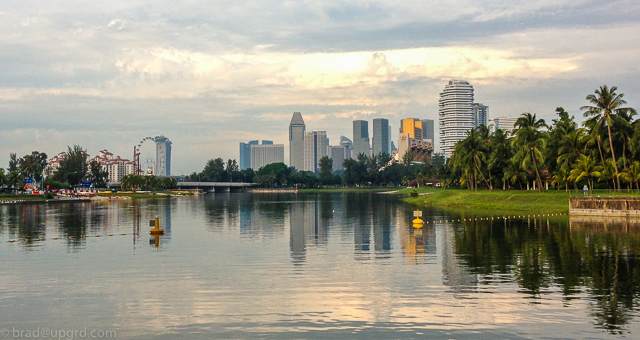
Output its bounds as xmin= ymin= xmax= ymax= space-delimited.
xmin=557 ymin=129 xmax=586 ymax=175
xmin=513 ymin=113 xmax=547 ymax=192
xmin=569 ymin=155 xmax=603 ymax=193
xmin=0 ymin=168 xmax=6 ymax=191
xmin=6 ymin=170 xmax=21 ymax=194
xmin=452 ymin=129 xmax=491 ymax=190
xmin=613 ymin=108 xmax=636 ymax=169
xmin=581 ymin=85 xmax=637 ymax=190
xmin=552 ymin=167 xmax=571 ymax=192
xmin=488 ymin=129 xmax=512 ymax=190
xmin=503 ymin=158 xmax=527 ymax=190
xmin=619 ymin=161 xmax=640 ymax=191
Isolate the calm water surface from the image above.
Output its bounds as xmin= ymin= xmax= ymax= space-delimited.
xmin=1 ymin=193 xmax=639 ymax=339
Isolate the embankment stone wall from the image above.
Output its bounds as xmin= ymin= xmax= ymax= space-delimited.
xmin=569 ymin=197 xmax=640 ymax=217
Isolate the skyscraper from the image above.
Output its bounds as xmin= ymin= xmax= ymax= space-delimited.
xmin=251 ymin=143 xmax=285 ymax=170
xmin=328 ymin=145 xmax=347 ymax=171
xmin=472 ymin=103 xmax=488 ymax=127
xmin=352 ymin=120 xmax=370 ymax=157
xmin=289 ymin=112 xmax=306 ymax=170
xmin=304 ymin=131 xmax=328 ymax=174
xmin=400 ymin=118 xmax=423 ymax=140
xmin=154 ymin=135 xmax=172 ymax=176
xmin=339 ymin=136 xmax=353 ymax=159
xmin=422 ymin=119 xmax=434 ymax=143
xmin=239 ymin=140 xmax=259 ymax=170
xmin=372 ymin=118 xmax=390 ymax=156
xmin=439 ymin=80 xmax=474 ymax=156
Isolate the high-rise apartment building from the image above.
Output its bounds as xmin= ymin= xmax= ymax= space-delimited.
xmin=251 ymin=143 xmax=285 ymax=170
xmin=400 ymin=118 xmax=424 ymax=140
xmin=328 ymin=145 xmax=347 ymax=171
xmin=372 ymin=118 xmax=390 ymax=156
xmin=304 ymin=131 xmax=328 ymax=174
xmin=352 ymin=120 xmax=370 ymax=157
xmin=154 ymin=135 xmax=172 ymax=176
xmin=239 ymin=140 xmax=259 ymax=170
xmin=339 ymin=136 xmax=353 ymax=159
xmin=472 ymin=103 xmax=488 ymax=127
xmin=439 ymin=80 xmax=488 ymax=156
xmin=422 ymin=119 xmax=434 ymax=143
xmin=289 ymin=112 xmax=306 ymax=170
xmin=488 ymin=116 xmax=519 ymax=134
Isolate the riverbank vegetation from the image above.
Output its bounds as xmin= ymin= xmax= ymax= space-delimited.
xmin=445 ymin=86 xmax=637 ymax=192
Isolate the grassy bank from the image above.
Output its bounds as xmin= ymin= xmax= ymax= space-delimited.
xmin=401 ymin=188 xmax=640 ymax=213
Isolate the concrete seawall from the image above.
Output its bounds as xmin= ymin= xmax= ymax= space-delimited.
xmin=569 ymin=197 xmax=640 ymax=217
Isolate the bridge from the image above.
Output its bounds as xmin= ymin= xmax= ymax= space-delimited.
xmin=176 ymin=182 xmax=258 ymax=193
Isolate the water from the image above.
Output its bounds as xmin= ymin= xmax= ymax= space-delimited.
xmin=1 ymin=193 xmax=639 ymax=339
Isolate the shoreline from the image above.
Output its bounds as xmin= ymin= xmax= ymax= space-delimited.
xmin=400 ymin=188 xmax=640 ymax=213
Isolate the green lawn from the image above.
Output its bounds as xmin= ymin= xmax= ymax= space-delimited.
xmin=401 ymin=188 xmax=640 ymax=213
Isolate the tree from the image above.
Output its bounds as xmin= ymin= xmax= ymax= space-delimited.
xmin=226 ymin=159 xmax=239 ymax=182
xmin=319 ymin=156 xmax=333 ymax=185
xmin=513 ymin=113 xmax=547 ymax=192
xmin=619 ymin=161 xmax=640 ymax=191
xmin=160 ymin=177 xmax=178 ymax=189
xmin=87 ymin=160 xmax=108 ymax=188
xmin=54 ymin=145 xmax=88 ymax=187
xmin=255 ymin=162 xmax=290 ymax=187
xmin=8 ymin=153 xmax=18 ymax=172
xmin=0 ymin=168 xmax=5 ymax=191
xmin=121 ymin=174 xmax=144 ymax=190
xmin=581 ymin=85 xmax=637 ymax=190
xmin=569 ymin=155 xmax=603 ymax=193
xmin=6 ymin=170 xmax=21 ymax=193
xmin=556 ymin=129 xmax=586 ymax=187
xmin=202 ymin=158 xmax=226 ymax=182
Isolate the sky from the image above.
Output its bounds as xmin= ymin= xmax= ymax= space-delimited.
xmin=1 ymin=0 xmax=639 ymax=175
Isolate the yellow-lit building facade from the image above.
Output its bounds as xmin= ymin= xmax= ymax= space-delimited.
xmin=400 ymin=118 xmax=424 ymax=140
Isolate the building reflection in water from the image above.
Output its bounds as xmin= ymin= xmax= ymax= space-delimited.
xmin=289 ymin=197 xmax=327 ymax=265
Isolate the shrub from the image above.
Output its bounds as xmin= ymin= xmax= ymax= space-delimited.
xmin=410 ymin=190 xmax=419 ymax=197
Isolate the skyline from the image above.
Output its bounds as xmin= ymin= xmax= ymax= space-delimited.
xmin=1 ymin=1 xmax=639 ymax=174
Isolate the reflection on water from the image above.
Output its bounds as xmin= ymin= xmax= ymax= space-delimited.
xmin=1 ymin=193 xmax=640 ymax=338
xmin=454 ymin=216 xmax=640 ymax=334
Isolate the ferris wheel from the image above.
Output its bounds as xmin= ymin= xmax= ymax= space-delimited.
xmin=134 ymin=137 xmax=157 ymax=175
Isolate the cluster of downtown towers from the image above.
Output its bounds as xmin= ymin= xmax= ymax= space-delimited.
xmin=239 ymin=80 xmax=489 ymax=173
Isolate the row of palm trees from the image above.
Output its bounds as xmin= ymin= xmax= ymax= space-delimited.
xmin=448 ymin=85 xmax=637 ymax=191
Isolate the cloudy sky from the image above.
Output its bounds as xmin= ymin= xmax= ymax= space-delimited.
xmin=1 ymin=0 xmax=639 ymax=174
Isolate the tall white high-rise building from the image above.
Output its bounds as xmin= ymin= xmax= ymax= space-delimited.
xmin=154 ymin=135 xmax=172 ymax=176
xmin=251 ymin=144 xmax=285 ymax=170
xmin=304 ymin=131 xmax=328 ymax=174
xmin=439 ymin=80 xmax=488 ymax=156
xmin=472 ymin=103 xmax=489 ymax=127
xmin=488 ymin=116 xmax=519 ymax=134
xmin=289 ymin=112 xmax=306 ymax=171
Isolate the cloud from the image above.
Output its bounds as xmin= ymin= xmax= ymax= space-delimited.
xmin=0 ymin=1 xmax=639 ymax=170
